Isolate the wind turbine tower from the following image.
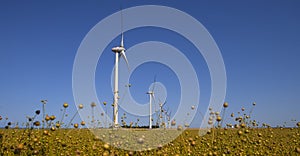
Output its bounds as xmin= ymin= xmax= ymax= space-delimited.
xmin=147 ymin=78 xmax=156 ymax=129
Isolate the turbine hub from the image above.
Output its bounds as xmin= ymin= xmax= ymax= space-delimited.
xmin=112 ymin=46 xmax=125 ymax=53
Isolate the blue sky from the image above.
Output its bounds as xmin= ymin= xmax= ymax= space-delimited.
xmin=0 ymin=1 xmax=300 ymax=128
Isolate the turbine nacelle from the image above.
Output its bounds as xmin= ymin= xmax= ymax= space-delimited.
xmin=147 ymin=91 xmax=154 ymax=95
xmin=112 ymin=46 xmax=125 ymax=53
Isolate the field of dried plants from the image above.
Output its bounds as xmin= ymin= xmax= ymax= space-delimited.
xmin=0 ymin=101 xmax=299 ymax=155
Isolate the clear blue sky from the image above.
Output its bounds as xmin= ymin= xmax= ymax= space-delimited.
xmin=0 ymin=1 xmax=299 ymax=128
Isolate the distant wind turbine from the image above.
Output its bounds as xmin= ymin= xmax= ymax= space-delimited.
xmin=147 ymin=77 xmax=156 ymax=129
xmin=158 ymin=100 xmax=167 ymax=128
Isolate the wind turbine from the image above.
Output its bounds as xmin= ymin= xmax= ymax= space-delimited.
xmin=111 ymin=33 xmax=129 ymax=128
xmin=158 ymin=100 xmax=167 ymax=128
xmin=147 ymin=77 xmax=156 ymax=129
xmin=163 ymin=106 xmax=172 ymax=129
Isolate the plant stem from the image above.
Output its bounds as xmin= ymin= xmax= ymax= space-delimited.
xmin=66 ymin=111 xmax=78 ymax=128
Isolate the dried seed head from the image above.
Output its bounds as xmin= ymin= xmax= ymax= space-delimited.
xmin=171 ymin=120 xmax=176 ymax=126
xmin=296 ymin=147 xmax=300 ymax=153
xmin=91 ymin=102 xmax=96 ymax=107
xmin=35 ymin=110 xmax=40 ymax=115
xmin=137 ymin=137 xmax=144 ymax=144
xmin=17 ymin=143 xmax=24 ymax=150
xmin=43 ymin=130 xmax=49 ymax=135
xmin=74 ymin=123 xmax=79 ymax=128
xmin=45 ymin=115 xmax=50 ymax=121
xmin=238 ymin=130 xmax=243 ymax=135
xmin=33 ymin=121 xmax=40 ymax=126
xmin=41 ymin=100 xmax=47 ymax=104
xmin=81 ymin=121 xmax=85 ymax=126
xmin=103 ymin=143 xmax=110 ymax=149
xmin=33 ymin=138 xmax=38 ymax=143
xmin=191 ymin=141 xmax=196 ymax=146
xmin=223 ymin=102 xmax=228 ymax=108
xmin=177 ymin=125 xmax=183 ymax=131
xmin=103 ymin=150 xmax=109 ymax=156
xmin=216 ymin=116 xmax=222 ymax=122
xmin=50 ymin=127 xmax=56 ymax=131
xmin=63 ymin=103 xmax=69 ymax=108
xmin=50 ymin=115 xmax=56 ymax=121
xmin=240 ymin=123 xmax=246 ymax=128
xmin=78 ymin=104 xmax=83 ymax=109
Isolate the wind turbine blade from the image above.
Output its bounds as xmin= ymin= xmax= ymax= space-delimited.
xmin=169 ymin=110 xmax=172 ymax=117
xmin=120 ymin=51 xmax=130 ymax=71
xmin=151 ymin=94 xmax=156 ymax=104
xmin=151 ymin=75 xmax=157 ymax=92
xmin=121 ymin=33 xmax=124 ymax=47
xmin=162 ymin=101 xmax=167 ymax=107
xmin=158 ymin=98 xmax=161 ymax=104
xmin=151 ymin=93 xmax=156 ymax=111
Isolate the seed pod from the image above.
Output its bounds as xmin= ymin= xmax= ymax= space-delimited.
xmin=45 ymin=115 xmax=50 ymax=121
xmin=33 ymin=121 xmax=40 ymax=126
xmin=238 ymin=130 xmax=243 ymax=135
xmin=35 ymin=110 xmax=40 ymax=115
xmin=43 ymin=130 xmax=49 ymax=135
xmin=177 ymin=125 xmax=183 ymax=131
xmin=63 ymin=103 xmax=69 ymax=108
xmin=216 ymin=116 xmax=222 ymax=122
xmin=50 ymin=127 xmax=56 ymax=131
xmin=91 ymin=102 xmax=96 ymax=107
xmin=103 ymin=144 xmax=109 ymax=149
xmin=50 ymin=115 xmax=56 ymax=121
xmin=17 ymin=144 xmax=24 ymax=150
xmin=171 ymin=120 xmax=176 ymax=126
xmin=240 ymin=123 xmax=246 ymax=128
xmin=223 ymin=102 xmax=228 ymax=108
xmin=137 ymin=138 xmax=144 ymax=144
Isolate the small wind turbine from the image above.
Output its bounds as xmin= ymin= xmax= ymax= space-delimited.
xmin=158 ymin=100 xmax=167 ymax=128
xmin=111 ymin=32 xmax=129 ymax=128
xmin=163 ymin=107 xmax=172 ymax=128
xmin=147 ymin=77 xmax=156 ymax=129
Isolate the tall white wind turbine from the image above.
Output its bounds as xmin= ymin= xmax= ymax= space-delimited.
xmin=111 ymin=33 xmax=129 ymax=128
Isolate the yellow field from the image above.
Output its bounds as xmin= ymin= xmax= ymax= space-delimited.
xmin=0 ymin=127 xmax=299 ymax=155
